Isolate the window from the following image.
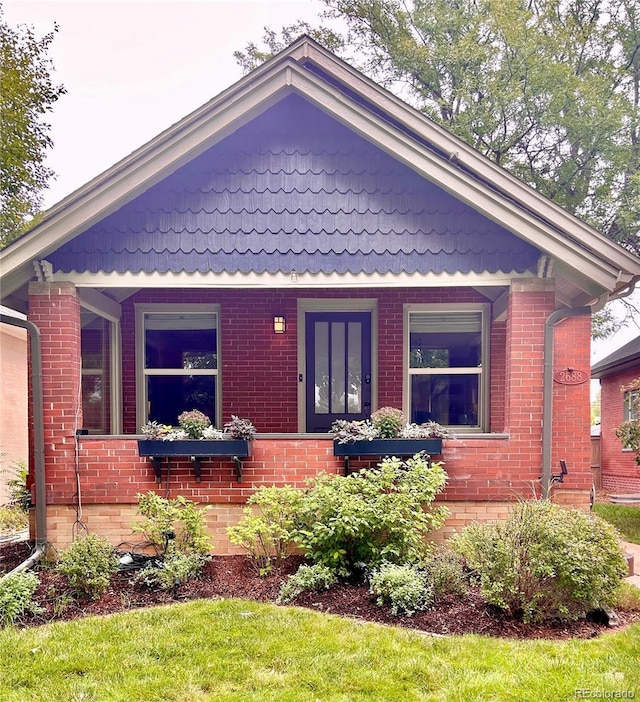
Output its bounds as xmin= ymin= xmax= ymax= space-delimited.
xmin=405 ymin=305 xmax=489 ymax=430
xmin=137 ymin=305 xmax=219 ymax=428
xmin=624 ymin=390 xmax=639 ymax=422
xmin=81 ymin=308 xmax=121 ymax=434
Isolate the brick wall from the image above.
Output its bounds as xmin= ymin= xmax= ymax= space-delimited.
xmin=28 ymin=280 xmax=594 ymax=550
xmin=599 ymin=367 xmax=640 ymax=492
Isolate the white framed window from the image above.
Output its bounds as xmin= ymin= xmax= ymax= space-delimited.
xmin=79 ymin=293 xmax=122 ymax=435
xmin=136 ymin=304 xmax=220 ymax=429
xmin=404 ymin=304 xmax=490 ymax=431
xmin=624 ymin=390 xmax=640 ymax=422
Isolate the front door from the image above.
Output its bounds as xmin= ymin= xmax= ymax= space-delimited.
xmin=305 ymin=312 xmax=372 ymax=432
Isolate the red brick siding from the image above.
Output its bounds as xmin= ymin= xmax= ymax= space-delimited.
xmin=599 ymin=367 xmax=640 ymax=491
xmin=28 ymin=280 xmax=594 ymax=550
xmin=120 ymin=287 xmax=489 ymax=433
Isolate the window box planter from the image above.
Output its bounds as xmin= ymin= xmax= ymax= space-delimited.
xmin=333 ymin=438 xmax=443 ymax=474
xmin=137 ymin=439 xmax=251 ymax=483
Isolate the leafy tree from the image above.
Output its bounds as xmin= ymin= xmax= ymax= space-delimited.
xmin=0 ymin=5 xmax=65 ymax=246
xmin=238 ymin=0 xmax=640 ymax=337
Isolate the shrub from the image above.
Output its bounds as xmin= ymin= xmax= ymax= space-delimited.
xmin=0 ymin=505 xmax=28 ymax=534
xmin=227 ymin=485 xmax=304 ymax=576
xmin=133 ymin=491 xmax=212 ymax=556
xmin=452 ymin=500 xmax=629 ymax=623
xmin=134 ymin=552 xmax=209 ymax=591
xmin=370 ymin=407 xmax=405 ymax=438
xmin=369 ymin=562 xmax=433 ymax=616
xmin=3 ymin=460 xmax=30 ymax=510
xmin=276 ymin=563 xmax=338 ymax=605
xmin=423 ymin=548 xmax=468 ymax=601
xmin=297 ymin=453 xmax=448 ymax=574
xmin=56 ymin=533 xmax=119 ymax=599
xmin=0 ymin=571 xmax=42 ymax=627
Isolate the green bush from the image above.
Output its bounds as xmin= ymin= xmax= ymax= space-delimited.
xmin=134 ymin=552 xmax=209 ymax=591
xmin=297 ymin=454 xmax=448 ymax=574
xmin=0 ymin=505 xmax=28 ymax=534
xmin=133 ymin=492 xmax=212 ymax=556
xmin=423 ymin=548 xmax=469 ymax=601
xmin=369 ymin=562 xmax=433 ymax=616
xmin=227 ymin=485 xmax=304 ymax=576
xmin=56 ymin=533 xmax=119 ymax=599
xmin=276 ymin=563 xmax=338 ymax=605
xmin=0 ymin=571 xmax=42 ymax=627
xmin=452 ymin=500 xmax=629 ymax=623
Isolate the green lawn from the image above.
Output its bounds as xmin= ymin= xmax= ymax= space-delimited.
xmin=593 ymin=503 xmax=640 ymax=544
xmin=0 ymin=599 xmax=638 ymax=702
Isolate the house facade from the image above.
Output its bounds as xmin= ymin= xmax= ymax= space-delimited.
xmin=2 ymin=38 xmax=640 ymax=552
xmin=592 ymin=337 xmax=640 ymax=493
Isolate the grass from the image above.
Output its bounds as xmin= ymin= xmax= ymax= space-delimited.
xmin=0 ymin=599 xmax=639 ymax=701
xmin=593 ymin=503 xmax=640 ymax=544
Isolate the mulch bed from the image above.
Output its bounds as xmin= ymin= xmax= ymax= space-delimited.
xmin=2 ymin=539 xmax=639 ymax=639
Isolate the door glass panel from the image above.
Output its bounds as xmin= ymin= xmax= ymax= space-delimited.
xmin=331 ymin=322 xmax=346 ymax=413
xmin=347 ymin=322 xmax=362 ymax=413
xmin=314 ymin=322 xmax=329 ymax=414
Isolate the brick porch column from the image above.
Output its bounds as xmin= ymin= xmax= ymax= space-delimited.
xmin=28 ymin=282 xmax=82 ymax=499
xmin=504 ymin=279 xmax=556 ymax=480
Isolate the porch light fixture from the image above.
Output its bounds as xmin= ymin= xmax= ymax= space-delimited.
xmin=273 ymin=315 xmax=286 ymax=334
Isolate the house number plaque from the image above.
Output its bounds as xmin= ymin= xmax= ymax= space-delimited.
xmin=553 ymin=368 xmax=588 ymax=385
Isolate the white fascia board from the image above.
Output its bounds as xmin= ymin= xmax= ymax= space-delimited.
xmin=297 ymin=43 xmax=640 ymax=277
xmin=57 ymin=269 xmax=536 ymax=289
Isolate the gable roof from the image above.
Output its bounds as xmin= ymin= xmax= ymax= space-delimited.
xmin=592 ymin=335 xmax=640 ymax=378
xmin=2 ymin=36 xmax=639 ymax=306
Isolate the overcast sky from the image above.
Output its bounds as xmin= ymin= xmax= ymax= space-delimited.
xmin=3 ymin=0 xmax=639 ymax=366
xmin=3 ymin=0 xmax=324 ymax=206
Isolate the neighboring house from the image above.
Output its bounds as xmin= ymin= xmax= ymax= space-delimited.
xmin=592 ymin=336 xmax=640 ymax=493
xmin=0 ymin=306 xmax=28 ymax=505
xmin=1 ymin=37 xmax=640 ymax=551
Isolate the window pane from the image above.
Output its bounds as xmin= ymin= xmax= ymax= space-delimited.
xmin=347 ymin=322 xmax=362 ymax=413
xmin=411 ymin=374 xmax=479 ymax=426
xmin=145 ymin=313 xmax=217 ymax=370
xmin=409 ymin=312 xmax=481 ymax=368
xmin=314 ymin=322 xmax=329 ymax=414
xmin=331 ymin=322 xmax=346 ymax=414
xmin=81 ymin=314 xmax=111 ymax=434
xmin=147 ymin=376 xmax=216 ymax=426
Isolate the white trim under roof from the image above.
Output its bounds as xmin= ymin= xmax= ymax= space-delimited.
xmin=44 ymin=269 xmax=537 ymax=289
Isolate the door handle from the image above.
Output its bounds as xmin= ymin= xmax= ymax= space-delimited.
xmin=364 ymin=374 xmax=371 ymax=384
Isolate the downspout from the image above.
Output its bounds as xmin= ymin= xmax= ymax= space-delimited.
xmin=541 ymin=306 xmax=591 ymax=499
xmin=0 ymin=314 xmax=47 ymax=575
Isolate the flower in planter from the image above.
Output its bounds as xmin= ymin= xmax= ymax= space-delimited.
xmin=371 ymin=407 xmax=406 ymax=438
xmin=331 ymin=408 xmax=452 ymax=444
xmin=178 ymin=409 xmax=211 ymax=438
xmin=223 ymin=415 xmax=257 ymax=441
xmin=140 ymin=411 xmax=256 ymax=441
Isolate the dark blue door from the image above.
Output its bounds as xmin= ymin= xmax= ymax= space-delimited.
xmin=305 ymin=312 xmax=372 ymax=432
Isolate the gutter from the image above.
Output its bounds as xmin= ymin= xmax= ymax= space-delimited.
xmin=541 ymin=307 xmax=591 ymax=499
xmin=0 ymin=314 xmax=47 ymax=576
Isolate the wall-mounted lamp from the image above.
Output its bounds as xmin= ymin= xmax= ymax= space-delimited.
xmin=273 ymin=315 xmax=286 ymax=334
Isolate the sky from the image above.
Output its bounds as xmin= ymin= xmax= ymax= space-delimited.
xmin=3 ymin=0 xmax=640 ymax=373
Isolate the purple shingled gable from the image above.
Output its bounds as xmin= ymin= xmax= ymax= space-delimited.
xmin=49 ymin=94 xmax=540 ymax=276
